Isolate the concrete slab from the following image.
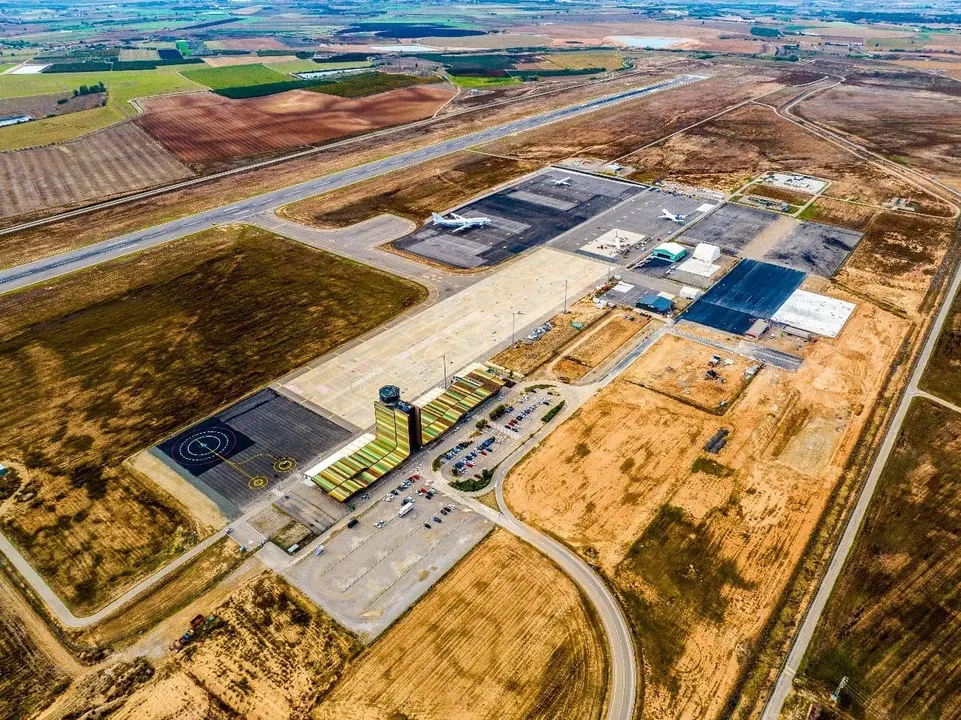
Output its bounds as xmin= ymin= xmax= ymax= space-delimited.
xmin=282 ymin=248 xmax=608 ymax=428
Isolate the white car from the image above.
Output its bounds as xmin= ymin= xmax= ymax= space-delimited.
xmin=383 ymin=495 xmax=394 ymax=502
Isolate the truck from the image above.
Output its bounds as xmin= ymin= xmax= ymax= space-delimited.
xmin=398 ymin=502 xmax=414 ymax=517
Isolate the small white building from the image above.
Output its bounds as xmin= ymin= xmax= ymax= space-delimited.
xmin=693 ymin=243 xmax=721 ymax=263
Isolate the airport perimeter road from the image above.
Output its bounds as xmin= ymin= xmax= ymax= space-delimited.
xmin=0 ymin=74 xmax=703 ymax=296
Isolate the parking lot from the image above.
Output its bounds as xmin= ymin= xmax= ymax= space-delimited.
xmin=438 ymin=387 xmax=561 ymax=482
xmin=762 ymin=221 xmax=863 ymax=277
xmin=282 ymin=480 xmax=492 ymax=639
xmin=679 ymin=204 xmax=781 ymax=255
xmin=393 ymin=169 xmax=641 ymax=269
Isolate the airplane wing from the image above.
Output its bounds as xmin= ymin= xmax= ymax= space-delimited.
xmin=450 ymin=212 xmax=466 ymax=221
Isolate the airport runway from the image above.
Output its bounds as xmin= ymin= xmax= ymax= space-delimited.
xmin=0 ymin=74 xmax=703 ymax=296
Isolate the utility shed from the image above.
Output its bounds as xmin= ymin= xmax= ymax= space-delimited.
xmin=651 ymin=242 xmax=687 ymax=262
xmin=771 ymin=289 xmax=855 ymax=338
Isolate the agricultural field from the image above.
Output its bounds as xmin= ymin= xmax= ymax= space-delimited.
xmin=0 ymin=88 xmax=103 ymax=121
xmin=0 ymin=225 xmax=425 ymax=613
xmin=515 ymin=50 xmax=626 ymax=71
xmin=282 ymin=150 xmax=540 ymax=228
xmin=479 ymin=71 xmax=781 ymax=163
xmin=797 ymin=399 xmax=961 ymax=718
xmin=505 ymin=302 xmax=908 ymax=718
xmin=920 ymin=283 xmax=961 ymax=406
xmin=550 ymin=313 xmax=649 ymax=382
xmin=313 ymin=530 xmax=608 ymax=720
xmin=449 ymin=74 xmax=522 ymax=88
xmin=179 ymin=62 xmax=295 ymax=91
xmin=136 ymin=83 xmax=454 ymax=167
xmin=0 ymin=569 xmax=74 ymax=720
xmin=796 ymin=77 xmax=961 ymax=193
xmin=0 ymin=67 xmax=204 ymax=150
xmin=309 ymin=71 xmax=443 ymax=98
xmin=0 ymin=121 xmax=192 ymax=221
xmin=490 ymin=297 xmax=610 ymax=376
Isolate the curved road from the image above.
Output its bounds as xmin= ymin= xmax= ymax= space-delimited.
xmin=0 ymin=74 xmax=703 ymax=297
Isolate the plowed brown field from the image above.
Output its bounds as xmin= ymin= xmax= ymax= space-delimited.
xmin=313 ymin=530 xmax=608 ymax=720
xmin=0 ymin=122 xmax=192 ymax=220
xmin=136 ymin=85 xmax=455 ymax=165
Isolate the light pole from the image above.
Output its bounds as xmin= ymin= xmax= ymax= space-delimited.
xmin=563 ymin=278 xmax=569 ymax=313
xmin=511 ymin=309 xmax=524 ymax=347
xmin=442 ymin=353 xmax=448 ymax=388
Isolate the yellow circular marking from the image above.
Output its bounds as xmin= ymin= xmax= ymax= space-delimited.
xmin=273 ymin=457 xmax=297 ymax=473
xmin=249 ymin=476 xmax=268 ymax=489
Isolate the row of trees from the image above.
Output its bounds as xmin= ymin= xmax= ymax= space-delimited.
xmin=73 ymin=81 xmax=106 ymax=97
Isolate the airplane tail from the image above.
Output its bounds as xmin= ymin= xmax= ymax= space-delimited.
xmin=431 ymin=212 xmax=445 ymax=223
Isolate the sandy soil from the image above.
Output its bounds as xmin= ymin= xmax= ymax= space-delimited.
xmin=136 ymin=85 xmax=455 ymax=166
xmin=126 ymin=452 xmax=227 ymax=532
xmin=505 ymin=296 xmax=909 ymax=718
xmin=0 ymin=122 xmax=192 ymax=220
xmin=623 ymin=334 xmax=756 ymax=413
xmin=313 ymin=529 xmax=608 ymax=720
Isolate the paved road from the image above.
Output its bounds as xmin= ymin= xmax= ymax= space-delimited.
xmin=760 ymin=84 xmax=961 ymax=717
xmin=0 ymin=74 xmax=703 ymax=296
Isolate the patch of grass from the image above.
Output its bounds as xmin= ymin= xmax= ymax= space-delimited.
xmin=179 ymin=62 xmax=292 ymax=91
xmin=541 ymin=400 xmax=565 ymax=423
xmin=448 ymin=74 xmax=522 ymax=88
xmin=691 ymin=457 xmax=735 ymax=477
xmin=614 ymin=504 xmax=751 ymax=691
xmin=0 ymin=225 xmax=425 ymax=613
xmin=451 ymin=468 xmax=494 ymax=492
xmin=799 ymin=398 xmax=961 ymax=716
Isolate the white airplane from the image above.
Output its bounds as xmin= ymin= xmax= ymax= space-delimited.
xmin=551 ymin=177 xmax=572 ymax=187
xmin=431 ymin=211 xmax=492 ymax=232
xmin=661 ymin=208 xmax=689 ymax=223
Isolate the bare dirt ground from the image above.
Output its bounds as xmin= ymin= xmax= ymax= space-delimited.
xmin=480 ymin=70 xmax=783 ymax=164
xmin=623 ymin=333 xmax=756 ymax=413
xmin=796 ymin=79 xmax=961 ymax=192
xmin=921 ymin=278 xmax=961 ymax=406
xmin=136 ymin=85 xmax=455 ymax=167
xmin=0 ymin=65 xmax=682 ymax=266
xmin=0 ymin=90 xmax=103 ymax=122
xmin=281 ymin=150 xmax=541 ymax=228
xmin=0 ymin=122 xmax=192 ymax=220
xmin=835 ymin=210 xmax=956 ymax=315
xmin=801 ymin=197 xmax=879 ymax=231
xmin=490 ymin=296 xmax=610 ymax=376
xmin=0 ymin=225 xmax=424 ymax=613
xmin=624 ymin=103 xmax=952 ymax=214
xmin=505 ymin=298 xmax=909 ymax=719
xmin=797 ymin=398 xmax=961 ymax=718
xmin=41 ymin=571 xmax=359 ymax=720
xmin=313 ymin=529 xmax=608 ymax=720
xmin=551 ymin=313 xmax=649 ymax=382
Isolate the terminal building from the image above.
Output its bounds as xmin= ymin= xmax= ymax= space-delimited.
xmin=308 ymin=367 xmax=505 ymax=502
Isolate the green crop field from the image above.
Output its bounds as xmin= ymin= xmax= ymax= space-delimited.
xmin=309 ymin=72 xmax=442 ymax=98
xmin=0 ymin=67 xmax=204 ymax=150
xmin=269 ymin=59 xmax=371 ymax=75
xmin=180 ymin=62 xmax=292 ymax=90
xmin=449 ymin=74 xmax=522 ymax=88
